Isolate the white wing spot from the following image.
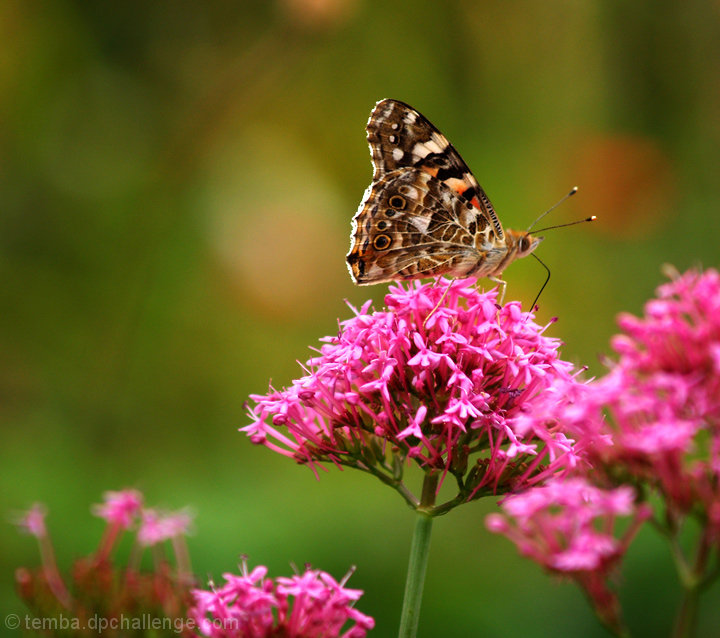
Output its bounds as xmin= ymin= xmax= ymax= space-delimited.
xmin=391 ymin=123 xmax=399 ymax=130
xmin=392 ymin=147 xmax=404 ymax=161
xmin=424 ymin=138 xmax=445 ymax=154
xmin=389 ymin=135 xmax=397 ymax=143
xmin=409 ymin=215 xmax=431 ymax=233
xmin=412 ymin=142 xmax=431 ymax=158
xmin=439 ymin=190 xmax=455 ymax=207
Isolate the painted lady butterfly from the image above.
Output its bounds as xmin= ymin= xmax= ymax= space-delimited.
xmin=346 ymin=99 xmax=543 ymax=297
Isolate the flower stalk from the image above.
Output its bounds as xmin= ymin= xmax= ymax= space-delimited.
xmin=398 ymin=473 xmax=437 ymax=638
xmin=671 ymin=524 xmax=716 ymax=638
xmin=674 ymin=585 xmax=700 ymax=638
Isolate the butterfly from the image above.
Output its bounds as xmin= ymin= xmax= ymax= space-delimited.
xmin=346 ymin=99 xmax=543 ymax=298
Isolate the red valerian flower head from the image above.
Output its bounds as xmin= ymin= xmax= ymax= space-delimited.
xmin=15 ymin=503 xmax=48 ymax=538
xmin=190 ymin=559 xmax=374 ymax=638
xmin=605 ymin=268 xmax=720 ymax=534
xmin=91 ymin=489 xmax=144 ymax=529
xmin=91 ymin=488 xmax=145 ymax=562
xmin=245 ymin=279 xmax=585 ymax=512
xmin=524 ymin=268 xmax=720 ymax=532
xmin=487 ymin=478 xmax=651 ymax=634
xmin=137 ymin=508 xmax=194 ymax=547
xmin=15 ymin=491 xmax=196 ymax=636
xmin=488 ymin=267 xmax=720 ymax=633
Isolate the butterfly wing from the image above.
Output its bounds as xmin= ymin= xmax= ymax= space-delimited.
xmin=347 ymin=168 xmax=501 ymax=285
xmin=366 ymin=99 xmax=505 ymax=241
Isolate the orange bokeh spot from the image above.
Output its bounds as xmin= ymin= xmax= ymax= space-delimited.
xmin=213 ymin=204 xmax=346 ymax=318
xmin=566 ymin=134 xmax=676 ymax=238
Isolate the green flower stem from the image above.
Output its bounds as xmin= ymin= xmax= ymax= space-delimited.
xmin=398 ymin=473 xmax=437 ymax=638
xmin=673 ymin=586 xmax=700 ymax=638
xmin=672 ymin=528 xmax=715 ymax=638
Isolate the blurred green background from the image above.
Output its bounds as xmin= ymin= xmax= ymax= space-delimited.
xmin=2 ymin=1 xmax=720 ymax=636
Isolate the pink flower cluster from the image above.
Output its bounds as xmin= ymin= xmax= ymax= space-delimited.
xmin=606 ymin=269 xmax=720 ymax=533
xmin=487 ymin=478 xmax=650 ymax=632
xmin=487 ymin=479 xmax=644 ymax=572
xmin=245 ymin=279 xmax=583 ymax=506
xmin=487 ymin=268 xmax=720 ymax=631
xmin=15 ymin=489 xmax=195 ymax=636
xmin=89 ymin=489 xmax=194 ymax=566
xmin=91 ymin=488 xmax=144 ymax=529
xmin=16 ymin=503 xmax=48 ymax=538
xmin=536 ymin=269 xmax=720 ymax=528
xmin=190 ymin=560 xmax=374 ymax=638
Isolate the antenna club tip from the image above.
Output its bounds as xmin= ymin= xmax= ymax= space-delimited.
xmin=589 ymin=215 xmax=597 ymax=221
xmin=569 ymin=186 xmax=578 ymax=195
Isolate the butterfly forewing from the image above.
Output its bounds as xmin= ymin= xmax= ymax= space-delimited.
xmin=366 ymin=99 xmax=504 ymax=240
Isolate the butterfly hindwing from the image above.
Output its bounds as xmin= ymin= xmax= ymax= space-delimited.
xmin=347 ymin=168 xmax=497 ymax=285
xmin=366 ymin=99 xmax=504 ymax=240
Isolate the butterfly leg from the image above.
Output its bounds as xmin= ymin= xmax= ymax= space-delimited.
xmin=423 ymin=278 xmax=454 ymax=328
xmin=488 ymin=276 xmax=507 ymax=305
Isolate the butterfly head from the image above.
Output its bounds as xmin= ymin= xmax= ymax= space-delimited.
xmin=507 ymin=229 xmax=544 ymax=260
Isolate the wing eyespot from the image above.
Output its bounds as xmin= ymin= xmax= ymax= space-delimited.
xmin=376 ymin=220 xmax=389 ymax=231
xmin=388 ymin=194 xmax=406 ymax=210
xmin=373 ymin=234 xmax=392 ymax=250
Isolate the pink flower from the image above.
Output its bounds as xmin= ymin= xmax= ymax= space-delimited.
xmin=487 ymin=478 xmax=642 ymax=571
xmin=92 ymin=489 xmax=144 ymax=529
xmin=245 ymin=279 xmax=584 ymax=509
xmin=487 ymin=478 xmax=651 ymax=633
xmin=137 ymin=508 xmax=194 ymax=547
xmin=13 ymin=503 xmax=71 ymax=609
xmin=92 ymin=488 xmax=144 ymax=562
xmin=606 ymin=268 xmax=720 ymax=533
xmin=189 ymin=559 xmax=374 ymax=638
xmin=15 ymin=503 xmax=47 ymax=538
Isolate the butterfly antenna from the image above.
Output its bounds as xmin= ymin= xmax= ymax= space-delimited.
xmin=527 ymin=187 xmax=579 ymax=232
xmin=533 ymin=215 xmax=596 ymax=234
xmin=525 ymin=187 xmax=595 ymax=311
xmin=529 ymin=252 xmax=551 ymax=311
